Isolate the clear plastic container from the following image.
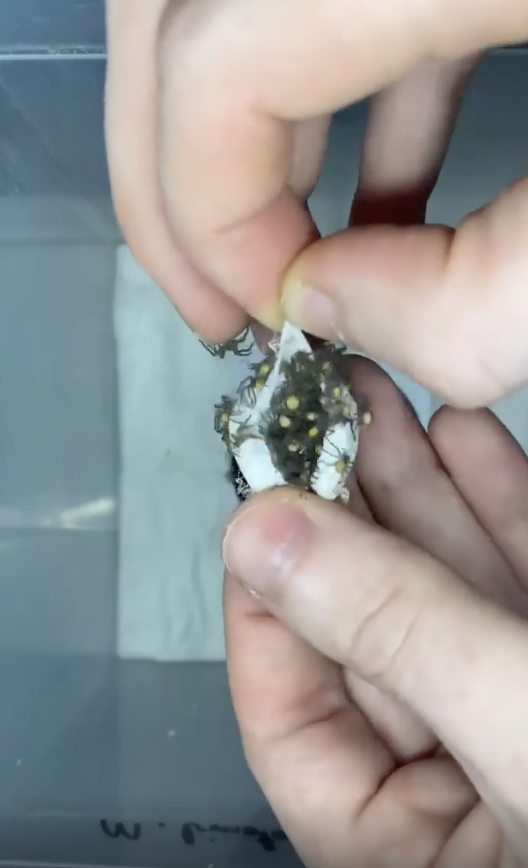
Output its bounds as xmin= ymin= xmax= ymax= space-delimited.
xmin=0 ymin=2 xmax=526 ymax=864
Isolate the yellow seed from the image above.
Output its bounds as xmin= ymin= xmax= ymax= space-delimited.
xmin=331 ymin=386 xmax=342 ymax=399
xmin=259 ymin=363 xmax=271 ymax=376
xmin=286 ymin=395 xmax=300 ymax=411
xmin=306 ymin=411 xmax=317 ymax=421
xmin=315 ymin=444 xmax=322 ymax=455
xmin=279 ymin=415 xmax=291 ymax=428
xmin=288 ymin=441 xmax=300 ymax=452
xmin=220 ymin=412 xmax=229 ymax=424
xmin=307 ymin=427 xmax=318 ymax=438
xmin=255 ymin=378 xmax=266 ymax=392
xmin=342 ymin=405 xmax=353 ymax=419
xmin=335 ymin=459 xmax=347 ymax=475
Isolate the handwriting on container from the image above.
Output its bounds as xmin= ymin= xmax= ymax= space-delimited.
xmin=100 ymin=819 xmax=288 ymax=852
xmin=100 ymin=821 xmax=141 ymax=840
xmin=182 ymin=822 xmax=288 ymax=851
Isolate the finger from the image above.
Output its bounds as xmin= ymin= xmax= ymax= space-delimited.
xmin=344 ymin=360 xmax=445 ymax=760
xmin=430 ymin=406 xmax=528 ymax=590
xmin=224 ymin=573 xmax=475 ymax=866
xmin=158 ymin=0 xmax=527 ymax=328
xmin=106 ymin=2 xmax=331 ymax=341
xmin=347 ymin=357 xmax=527 ymax=613
xmin=105 ymin=0 xmax=246 ymax=342
xmin=291 ymin=116 xmax=332 ymax=201
xmin=351 ymin=56 xmax=480 ymax=227
xmin=222 ymin=488 xmax=528 ymax=842
xmin=346 ymin=475 xmax=374 ymax=523
xmin=435 ymin=802 xmax=502 ymax=868
xmin=223 ymin=572 xmax=395 ymax=867
xmin=282 ymin=174 xmax=528 ymax=407
xmin=342 ymin=356 xmax=522 ymax=762
xmin=340 ymin=365 xmax=434 ymax=760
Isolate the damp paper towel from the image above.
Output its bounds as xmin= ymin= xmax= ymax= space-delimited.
xmin=114 ymin=245 xmax=259 ymax=661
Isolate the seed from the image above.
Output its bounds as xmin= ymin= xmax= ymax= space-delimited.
xmin=259 ymin=362 xmax=271 ymax=376
xmin=306 ymin=411 xmax=317 ymax=421
xmin=255 ymin=378 xmax=266 ymax=392
xmin=279 ymin=415 xmax=291 ymax=428
xmin=307 ymin=427 xmax=318 ymax=438
xmin=288 ymin=441 xmax=300 ymax=452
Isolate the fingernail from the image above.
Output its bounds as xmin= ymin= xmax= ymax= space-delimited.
xmin=254 ymin=301 xmax=284 ymax=334
xmin=281 ymin=279 xmax=339 ymax=340
xmin=222 ymin=503 xmax=311 ymax=597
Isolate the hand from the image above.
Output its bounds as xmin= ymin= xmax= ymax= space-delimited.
xmin=105 ymin=0 xmax=528 ymax=402
xmin=222 ymin=357 xmax=528 ymax=868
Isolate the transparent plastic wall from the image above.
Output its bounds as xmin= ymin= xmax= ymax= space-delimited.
xmin=0 ymin=2 xmax=526 ymax=865
xmin=0 ymin=3 xmax=303 ymax=865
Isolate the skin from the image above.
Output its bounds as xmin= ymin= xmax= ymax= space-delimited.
xmin=105 ymin=0 xmax=528 ymax=404
xmin=105 ymin=3 xmax=528 ymax=864
xmin=224 ymin=358 xmax=528 ymax=867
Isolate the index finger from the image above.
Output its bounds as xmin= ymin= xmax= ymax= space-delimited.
xmin=158 ymin=0 xmax=527 ymax=324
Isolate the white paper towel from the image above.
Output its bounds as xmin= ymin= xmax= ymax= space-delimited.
xmin=114 ymin=245 xmax=258 ymax=661
xmin=113 ymin=245 xmax=436 ymax=663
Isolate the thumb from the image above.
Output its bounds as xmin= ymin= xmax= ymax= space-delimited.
xmin=281 ymin=176 xmax=528 ymax=407
xmin=223 ymin=488 xmax=528 ymax=825
xmin=158 ymin=0 xmax=528 ymax=330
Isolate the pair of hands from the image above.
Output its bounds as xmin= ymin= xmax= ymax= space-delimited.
xmin=104 ymin=1 xmax=528 ymax=864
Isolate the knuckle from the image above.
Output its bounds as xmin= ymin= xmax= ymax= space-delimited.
xmin=157 ymin=0 xmax=237 ymax=95
xmin=431 ymin=353 xmax=510 ymax=409
xmin=340 ymin=582 xmax=424 ymax=688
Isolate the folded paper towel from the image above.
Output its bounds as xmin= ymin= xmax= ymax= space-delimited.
xmin=113 ymin=245 xmax=438 ymax=661
xmin=114 ymin=246 xmax=257 ymax=661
